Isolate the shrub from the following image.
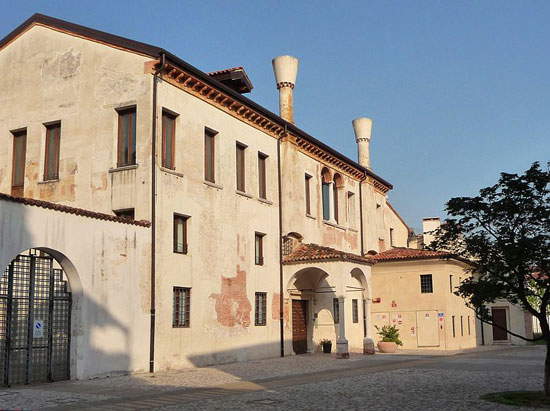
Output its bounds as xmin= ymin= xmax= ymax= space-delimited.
xmin=375 ymin=324 xmax=403 ymax=346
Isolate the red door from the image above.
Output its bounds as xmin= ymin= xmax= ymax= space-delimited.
xmin=492 ymin=308 xmax=508 ymax=341
xmin=292 ymin=300 xmax=308 ymax=354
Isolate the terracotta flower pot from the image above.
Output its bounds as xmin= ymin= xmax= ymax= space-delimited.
xmin=378 ymin=341 xmax=398 ymax=353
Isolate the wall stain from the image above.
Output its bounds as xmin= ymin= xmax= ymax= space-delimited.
xmin=210 ymin=265 xmax=251 ymax=328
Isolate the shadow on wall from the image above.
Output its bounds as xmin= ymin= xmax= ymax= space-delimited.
xmin=0 ymin=203 xmax=133 ymax=384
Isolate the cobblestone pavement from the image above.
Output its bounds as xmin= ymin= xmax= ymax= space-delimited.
xmin=0 ymin=345 xmax=545 ymax=410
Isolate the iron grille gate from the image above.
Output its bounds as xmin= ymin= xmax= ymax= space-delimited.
xmin=0 ymin=251 xmax=71 ymax=386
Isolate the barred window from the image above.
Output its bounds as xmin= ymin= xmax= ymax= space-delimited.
xmin=420 ymin=274 xmax=433 ymax=293
xmin=352 ymin=299 xmax=359 ymax=323
xmin=173 ymin=287 xmax=190 ymax=328
xmin=333 ymin=298 xmax=340 ymax=324
xmin=255 ymin=292 xmax=267 ymax=326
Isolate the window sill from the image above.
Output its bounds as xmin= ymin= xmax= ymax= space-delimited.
xmin=306 ymin=213 xmax=316 ymax=220
xmin=109 ymin=164 xmax=138 ymax=173
xmin=323 ymin=220 xmax=346 ymax=231
xmin=348 ymin=227 xmax=359 ymax=233
xmin=203 ymin=181 xmax=223 ymax=190
xmin=160 ymin=167 xmax=184 ymax=178
xmin=38 ymin=179 xmax=59 ymax=184
xmin=235 ymin=190 xmax=253 ymax=199
xmin=258 ymin=198 xmax=273 ymax=205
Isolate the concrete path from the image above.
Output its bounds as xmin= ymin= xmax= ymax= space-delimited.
xmin=1 ymin=345 xmax=545 ymax=410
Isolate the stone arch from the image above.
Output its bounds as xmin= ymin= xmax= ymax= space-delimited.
xmin=333 ymin=172 xmax=344 ymax=188
xmin=286 ymin=266 xmax=330 ymax=293
xmin=321 ymin=167 xmax=332 ymax=183
xmin=1 ymin=247 xmax=82 ymax=383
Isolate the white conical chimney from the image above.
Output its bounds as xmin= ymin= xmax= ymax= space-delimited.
xmin=352 ymin=117 xmax=373 ymax=169
xmin=272 ymin=55 xmax=299 ymax=123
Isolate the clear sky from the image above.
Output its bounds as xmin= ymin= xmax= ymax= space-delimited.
xmin=2 ymin=1 xmax=549 ymax=232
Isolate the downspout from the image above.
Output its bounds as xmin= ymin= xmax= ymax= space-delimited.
xmin=277 ymin=128 xmax=285 ymax=357
xmin=150 ymin=53 xmax=165 ymax=373
xmin=359 ymin=174 xmax=366 ymax=338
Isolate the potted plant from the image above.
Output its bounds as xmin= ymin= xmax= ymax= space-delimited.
xmin=375 ymin=325 xmax=403 ymax=353
xmin=320 ymin=339 xmax=332 ymax=354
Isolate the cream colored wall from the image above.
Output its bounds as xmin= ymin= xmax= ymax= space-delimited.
xmin=280 ymin=142 xmax=361 ymax=254
xmin=371 ymin=259 xmax=477 ymax=350
xmin=0 ymin=198 xmax=150 ymax=379
xmin=384 ymin=204 xmax=409 ymax=248
xmin=477 ymin=301 xmax=533 ymax=346
xmin=152 ymin=80 xmax=282 ymax=368
xmin=0 ymin=25 xmax=153 ymax=219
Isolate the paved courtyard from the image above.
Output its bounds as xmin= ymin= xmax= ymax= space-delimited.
xmin=1 ymin=345 xmax=545 ymax=410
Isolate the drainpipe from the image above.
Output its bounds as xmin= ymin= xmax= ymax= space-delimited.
xmin=149 ymin=52 xmax=165 ymax=373
xmin=277 ymin=128 xmax=285 ymax=357
xmin=359 ymin=174 xmax=366 ymax=338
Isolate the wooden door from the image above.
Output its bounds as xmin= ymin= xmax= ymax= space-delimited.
xmin=491 ymin=308 xmax=508 ymax=341
xmin=292 ymin=300 xmax=308 ymax=354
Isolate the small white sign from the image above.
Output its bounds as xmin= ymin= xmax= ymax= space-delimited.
xmin=33 ymin=320 xmax=44 ymax=338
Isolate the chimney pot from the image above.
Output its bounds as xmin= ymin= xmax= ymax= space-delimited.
xmin=272 ymin=55 xmax=299 ymax=123
xmin=352 ymin=117 xmax=373 ymax=169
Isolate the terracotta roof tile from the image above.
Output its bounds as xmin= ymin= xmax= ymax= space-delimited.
xmin=0 ymin=193 xmax=151 ymax=227
xmin=283 ymin=243 xmax=372 ymax=265
xmin=370 ymin=247 xmax=452 ymax=262
xmin=207 ymin=67 xmax=244 ymax=76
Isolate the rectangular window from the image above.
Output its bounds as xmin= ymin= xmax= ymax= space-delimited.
xmin=258 ymin=152 xmax=267 ymax=199
xmin=11 ymin=129 xmax=27 ymax=196
xmin=44 ymin=123 xmax=61 ymax=181
xmin=162 ymin=110 xmax=176 ymax=170
xmin=352 ymin=299 xmax=359 ymax=323
xmin=452 ymin=316 xmax=456 ymax=337
xmin=449 ymin=275 xmax=453 ymax=293
xmin=173 ymin=287 xmax=190 ymax=327
xmin=333 ymin=298 xmax=340 ymax=324
xmin=333 ymin=185 xmax=339 ymax=223
xmin=389 ymin=228 xmax=394 ymax=247
xmin=347 ymin=192 xmax=355 ymax=227
xmin=255 ymin=292 xmax=267 ymax=326
xmin=460 ymin=316 xmax=464 ymax=336
xmin=174 ymin=214 xmax=189 ymax=254
xmin=420 ymin=274 xmax=433 ymax=293
xmin=305 ymin=174 xmax=312 ymax=215
xmin=236 ymin=142 xmax=246 ymax=192
xmin=255 ymin=232 xmax=264 ymax=265
xmin=204 ymin=128 xmax=216 ymax=183
xmin=322 ymin=182 xmax=330 ymax=220
xmin=114 ymin=208 xmax=135 ymax=221
xmin=468 ymin=316 xmax=471 ymax=335
xmin=117 ymin=107 xmax=137 ymax=167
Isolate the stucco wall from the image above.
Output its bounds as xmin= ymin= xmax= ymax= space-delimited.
xmin=371 ymin=259 xmax=477 ymax=350
xmin=0 ymin=198 xmax=150 ymax=379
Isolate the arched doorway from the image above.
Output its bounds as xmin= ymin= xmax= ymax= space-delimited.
xmin=1 ymin=249 xmax=72 ymax=386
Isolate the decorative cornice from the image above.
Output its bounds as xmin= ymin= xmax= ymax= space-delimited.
xmin=276 ymin=82 xmax=295 ymax=89
xmin=145 ymin=59 xmax=392 ymax=193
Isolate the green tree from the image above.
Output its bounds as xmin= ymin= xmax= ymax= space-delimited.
xmin=430 ymin=162 xmax=549 ymax=396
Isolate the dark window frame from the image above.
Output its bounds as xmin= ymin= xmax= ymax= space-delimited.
xmin=173 ymin=287 xmax=191 ymax=328
xmin=420 ymin=274 xmax=433 ymax=293
xmin=258 ymin=152 xmax=268 ymax=199
xmin=449 ymin=275 xmax=453 ymax=293
xmin=352 ymin=299 xmax=359 ymax=323
xmin=255 ymin=232 xmax=265 ymax=266
xmin=174 ymin=214 xmax=189 ymax=254
xmin=452 ymin=315 xmax=456 ymax=337
xmin=333 ymin=183 xmax=339 ymax=223
xmin=236 ymin=142 xmax=247 ymax=192
xmin=44 ymin=122 xmax=61 ymax=181
xmin=11 ymin=129 xmax=27 ymax=196
xmin=305 ymin=174 xmax=312 ymax=215
xmin=460 ymin=315 xmax=464 ymax=336
xmin=161 ymin=109 xmax=177 ymax=170
xmin=322 ymin=182 xmax=330 ymax=221
xmin=204 ymin=127 xmax=217 ymax=183
xmin=116 ymin=106 xmax=137 ymax=167
xmin=255 ymin=292 xmax=267 ymax=326
xmin=114 ymin=208 xmax=135 ymax=221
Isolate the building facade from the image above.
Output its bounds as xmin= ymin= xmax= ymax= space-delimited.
xmin=0 ymin=14 xmax=532 ymax=385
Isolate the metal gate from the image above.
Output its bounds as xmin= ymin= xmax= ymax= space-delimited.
xmin=0 ymin=250 xmax=71 ymax=386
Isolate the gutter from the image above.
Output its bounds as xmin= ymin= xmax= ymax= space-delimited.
xmin=149 ymin=52 xmax=166 ymax=373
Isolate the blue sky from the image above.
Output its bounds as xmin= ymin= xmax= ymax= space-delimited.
xmin=2 ymin=1 xmax=549 ymax=232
